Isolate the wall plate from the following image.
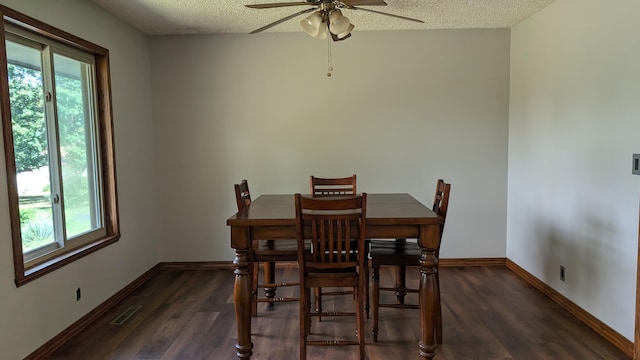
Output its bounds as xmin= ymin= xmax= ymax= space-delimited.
xmin=633 ymin=154 xmax=640 ymax=175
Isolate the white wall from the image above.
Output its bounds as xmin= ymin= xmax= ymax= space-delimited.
xmin=0 ymin=1 xmax=157 ymax=358
xmin=508 ymin=0 xmax=640 ymax=340
xmin=149 ymin=29 xmax=511 ymax=263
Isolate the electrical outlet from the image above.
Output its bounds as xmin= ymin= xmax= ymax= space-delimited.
xmin=560 ymin=266 xmax=566 ymax=282
xmin=76 ymin=287 xmax=81 ymax=301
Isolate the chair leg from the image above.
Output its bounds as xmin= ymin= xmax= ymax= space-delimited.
xmin=314 ymin=287 xmax=322 ymax=321
xmin=371 ymin=262 xmax=380 ymax=342
xmin=435 ymin=269 xmax=443 ymax=344
xmin=251 ymin=261 xmax=259 ymax=317
xmin=356 ymin=284 xmax=365 ymax=360
xmin=264 ymin=261 xmax=276 ymax=309
xmin=306 ymin=287 xmax=312 ymax=336
xmin=364 ymin=242 xmax=370 ymax=319
xmin=393 ymin=238 xmax=408 ymax=305
xmin=300 ymin=285 xmax=309 ymax=360
xmin=395 ymin=265 xmax=407 ymax=305
xmin=364 ymin=261 xmax=370 ymax=319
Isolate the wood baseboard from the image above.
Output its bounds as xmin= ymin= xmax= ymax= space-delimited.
xmin=25 ymin=259 xmax=633 ymax=359
xmin=265 ymin=258 xmax=508 ymax=269
xmin=506 ymin=259 xmax=634 ymax=358
xmin=158 ymin=261 xmax=234 ymax=270
xmin=439 ymin=257 xmax=506 ymax=267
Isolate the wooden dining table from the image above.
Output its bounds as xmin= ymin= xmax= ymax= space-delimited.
xmin=226 ymin=193 xmax=443 ymax=359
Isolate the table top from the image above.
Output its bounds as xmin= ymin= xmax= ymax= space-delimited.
xmin=227 ymin=193 xmax=442 ymax=227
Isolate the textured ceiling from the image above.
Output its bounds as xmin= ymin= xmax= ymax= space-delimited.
xmin=89 ymin=0 xmax=556 ymax=36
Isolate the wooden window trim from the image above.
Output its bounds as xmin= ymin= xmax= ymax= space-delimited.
xmin=0 ymin=5 xmax=120 ymax=287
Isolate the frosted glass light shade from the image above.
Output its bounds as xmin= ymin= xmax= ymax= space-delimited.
xmin=335 ymin=23 xmax=354 ymax=39
xmin=315 ymin=22 xmax=328 ymax=39
xmin=329 ymin=10 xmax=351 ymax=35
xmin=301 ymin=12 xmax=324 ymax=38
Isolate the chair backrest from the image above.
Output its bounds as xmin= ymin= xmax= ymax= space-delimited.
xmin=310 ymin=174 xmax=357 ymax=197
xmin=234 ymin=179 xmax=251 ymax=212
xmin=295 ymin=193 xmax=367 ymax=273
xmin=432 ymin=179 xmax=451 ymax=236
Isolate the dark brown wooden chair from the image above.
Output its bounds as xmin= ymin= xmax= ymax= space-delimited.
xmin=234 ymin=179 xmax=300 ymax=317
xmin=369 ymin=179 xmax=451 ymax=343
xmin=295 ymin=193 xmax=367 ymax=360
xmin=310 ymin=174 xmax=369 ymax=318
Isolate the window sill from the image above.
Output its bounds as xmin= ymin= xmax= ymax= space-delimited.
xmin=16 ymin=235 xmax=120 ymax=287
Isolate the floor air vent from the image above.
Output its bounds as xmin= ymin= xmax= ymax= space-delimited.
xmin=110 ymin=305 xmax=141 ymax=325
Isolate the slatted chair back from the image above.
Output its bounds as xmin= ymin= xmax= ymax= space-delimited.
xmin=295 ymin=193 xmax=367 ymax=274
xmin=432 ymin=179 xmax=451 ymax=237
xmin=310 ymin=174 xmax=357 ymax=197
xmin=234 ymin=179 xmax=251 ymax=211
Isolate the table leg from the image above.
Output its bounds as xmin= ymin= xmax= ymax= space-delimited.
xmin=232 ymin=228 xmax=253 ymax=359
xmin=418 ymin=224 xmax=440 ymax=359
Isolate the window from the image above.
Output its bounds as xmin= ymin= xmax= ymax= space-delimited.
xmin=0 ymin=5 xmax=119 ymax=286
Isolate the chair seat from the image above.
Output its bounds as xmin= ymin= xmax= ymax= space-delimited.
xmin=369 ymin=239 xmax=421 ymax=265
xmin=253 ymin=239 xmax=309 ymax=261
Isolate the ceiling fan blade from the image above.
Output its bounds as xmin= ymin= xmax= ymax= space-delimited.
xmin=341 ymin=0 xmax=387 ymax=6
xmin=246 ymin=2 xmax=315 ymax=9
xmin=349 ymin=6 xmax=424 ymax=23
xmin=249 ymin=7 xmax=317 ymax=34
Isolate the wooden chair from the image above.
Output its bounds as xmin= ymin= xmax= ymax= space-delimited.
xmin=369 ymin=179 xmax=451 ymax=343
xmin=234 ymin=179 xmax=300 ymax=317
xmin=295 ymin=193 xmax=367 ymax=360
xmin=309 ymin=174 xmax=369 ymax=318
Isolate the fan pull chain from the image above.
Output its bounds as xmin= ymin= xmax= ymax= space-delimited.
xmin=327 ymin=35 xmax=333 ymax=77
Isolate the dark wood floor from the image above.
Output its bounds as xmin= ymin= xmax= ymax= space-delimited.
xmin=49 ymin=266 xmax=630 ymax=359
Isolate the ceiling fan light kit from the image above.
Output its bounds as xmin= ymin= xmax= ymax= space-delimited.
xmin=246 ymin=0 xmax=424 ymax=75
xmin=300 ymin=8 xmax=353 ymax=40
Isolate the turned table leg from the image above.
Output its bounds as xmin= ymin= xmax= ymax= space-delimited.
xmin=232 ymin=227 xmax=253 ymax=359
xmin=418 ymin=224 xmax=441 ymax=359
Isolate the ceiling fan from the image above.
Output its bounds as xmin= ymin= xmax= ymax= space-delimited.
xmin=246 ymin=0 xmax=424 ymax=41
